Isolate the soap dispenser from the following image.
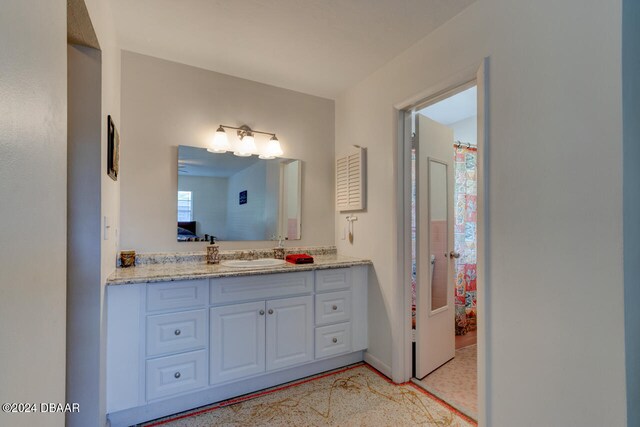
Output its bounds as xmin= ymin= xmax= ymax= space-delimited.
xmin=273 ymin=235 xmax=286 ymax=260
xmin=206 ymin=236 xmax=220 ymax=264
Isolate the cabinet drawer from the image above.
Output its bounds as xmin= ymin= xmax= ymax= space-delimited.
xmin=315 ymin=268 xmax=351 ymax=293
xmin=146 ymin=350 xmax=207 ymax=401
xmin=146 ymin=309 xmax=207 ymax=357
xmin=315 ymin=291 xmax=351 ymax=326
xmin=147 ymin=280 xmax=208 ymax=312
xmin=315 ymin=322 xmax=352 ymax=359
xmin=210 ymin=271 xmax=313 ymax=304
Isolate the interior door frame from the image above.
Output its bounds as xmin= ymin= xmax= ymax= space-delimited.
xmin=394 ymin=58 xmax=489 ymax=426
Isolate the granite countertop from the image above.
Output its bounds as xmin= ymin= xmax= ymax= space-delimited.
xmin=106 ymin=254 xmax=372 ymax=285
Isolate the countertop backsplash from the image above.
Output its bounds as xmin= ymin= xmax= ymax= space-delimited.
xmin=116 ymin=245 xmax=338 ymax=267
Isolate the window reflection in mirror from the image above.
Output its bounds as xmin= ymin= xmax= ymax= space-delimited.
xmin=177 ymin=145 xmax=301 ymax=242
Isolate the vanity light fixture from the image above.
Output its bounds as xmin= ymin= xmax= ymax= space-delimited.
xmin=208 ymin=124 xmax=283 ymax=158
xmin=259 ymin=135 xmax=284 ymax=159
xmin=235 ymin=127 xmax=256 ymax=157
xmin=207 ymin=126 xmax=230 ymax=153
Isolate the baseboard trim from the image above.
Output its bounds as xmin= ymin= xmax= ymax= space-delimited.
xmin=108 ymin=351 xmax=363 ymax=427
xmin=363 ymin=351 xmax=392 ymax=379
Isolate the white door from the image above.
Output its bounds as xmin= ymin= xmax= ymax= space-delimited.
xmin=266 ymin=295 xmax=314 ymax=371
xmin=415 ymin=113 xmax=456 ymax=379
xmin=210 ymin=301 xmax=266 ymax=384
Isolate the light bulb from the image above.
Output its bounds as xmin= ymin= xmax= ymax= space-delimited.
xmin=234 ymin=133 xmax=256 ymax=157
xmin=207 ymin=126 xmax=229 ymax=153
xmin=259 ymin=135 xmax=284 ymax=159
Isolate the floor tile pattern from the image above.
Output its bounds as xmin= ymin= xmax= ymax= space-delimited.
xmin=417 ymin=344 xmax=477 ymax=419
xmin=142 ymin=364 xmax=476 ymax=427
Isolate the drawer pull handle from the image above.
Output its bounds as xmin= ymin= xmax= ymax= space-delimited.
xmin=174 ymin=372 xmax=181 ymax=379
xmin=259 ymin=310 xmax=265 ymax=316
xmin=174 ymin=329 xmax=181 ymax=336
xmin=332 ymin=305 xmax=338 ymax=311
xmin=268 ymin=309 xmax=274 ymax=315
xmin=332 ymin=337 xmax=338 ymax=343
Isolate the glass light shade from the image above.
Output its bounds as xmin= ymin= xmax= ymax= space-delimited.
xmin=234 ymin=134 xmax=256 ymax=157
xmin=207 ymin=127 xmax=229 ymax=153
xmin=259 ymin=135 xmax=284 ymax=159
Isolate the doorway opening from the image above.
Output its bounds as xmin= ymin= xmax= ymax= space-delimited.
xmin=407 ymin=83 xmax=479 ymax=420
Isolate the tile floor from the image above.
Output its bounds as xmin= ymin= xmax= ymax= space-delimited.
xmin=140 ymin=364 xmax=476 ymax=427
xmin=414 ymin=343 xmax=478 ymax=420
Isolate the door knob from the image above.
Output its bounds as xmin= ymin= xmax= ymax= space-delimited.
xmin=259 ymin=310 xmax=265 ymax=316
xmin=449 ymin=251 xmax=461 ymax=259
xmin=268 ymin=309 xmax=274 ymax=315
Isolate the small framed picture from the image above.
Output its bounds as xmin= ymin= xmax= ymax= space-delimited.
xmin=107 ymin=115 xmax=120 ymax=181
xmin=239 ymin=190 xmax=247 ymax=205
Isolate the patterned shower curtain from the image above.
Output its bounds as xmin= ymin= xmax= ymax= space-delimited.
xmin=454 ymin=146 xmax=478 ymax=335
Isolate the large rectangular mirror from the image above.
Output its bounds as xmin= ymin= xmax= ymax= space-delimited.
xmin=177 ymin=145 xmax=301 ymax=242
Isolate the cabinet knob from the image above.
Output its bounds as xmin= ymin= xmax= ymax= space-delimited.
xmin=174 ymin=329 xmax=181 ymax=336
xmin=332 ymin=337 xmax=338 ymax=343
xmin=332 ymin=305 xmax=338 ymax=311
xmin=268 ymin=309 xmax=274 ymax=315
xmin=259 ymin=310 xmax=265 ymax=315
xmin=174 ymin=372 xmax=181 ymax=379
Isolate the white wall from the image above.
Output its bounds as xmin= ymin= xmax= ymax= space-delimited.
xmin=283 ymin=161 xmax=301 ymax=239
xmin=264 ymin=160 xmax=281 ymax=240
xmin=226 ymin=161 xmax=269 ymax=240
xmin=66 ymin=44 xmax=103 ymax=427
xmin=336 ymin=1 xmax=626 ymax=425
xmin=178 ymin=175 xmax=228 ymax=239
xmin=623 ymin=0 xmax=640 ymax=424
xmin=450 ymin=115 xmax=477 ymax=146
xmin=72 ymin=1 xmax=121 ymax=426
xmin=120 ymin=51 xmax=335 ymax=252
xmin=0 ymin=2 xmax=67 ymax=426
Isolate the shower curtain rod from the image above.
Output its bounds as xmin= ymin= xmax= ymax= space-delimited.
xmin=454 ymin=140 xmax=477 ymax=149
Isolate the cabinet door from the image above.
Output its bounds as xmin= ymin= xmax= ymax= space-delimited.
xmin=266 ymin=295 xmax=314 ymax=371
xmin=210 ymin=301 xmax=266 ymax=384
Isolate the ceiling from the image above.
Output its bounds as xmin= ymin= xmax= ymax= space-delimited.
xmin=178 ymin=145 xmax=293 ymax=178
xmin=418 ymin=86 xmax=476 ymax=125
xmin=68 ymin=0 xmax=100 ymax=49
xmin=110 ymin=0 xmax=476 ymax=99
xmin=179 ymin=145 xmax=260 ymax=178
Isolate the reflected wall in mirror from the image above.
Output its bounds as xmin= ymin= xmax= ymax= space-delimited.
xmin=429 ymin=159 xmax=448 ymax=311
xmin=177 ymin=145 xmax=301 ymax=242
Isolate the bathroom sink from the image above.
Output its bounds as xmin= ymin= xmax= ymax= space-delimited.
xmin=221 ymin=258 xmax=287 ymax=268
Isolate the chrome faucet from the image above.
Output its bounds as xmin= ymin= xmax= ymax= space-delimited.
xmin=271 ymin=234 xmax=285 ymax=248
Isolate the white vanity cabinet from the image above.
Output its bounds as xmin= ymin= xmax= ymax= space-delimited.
xmin=209 ymin=271 xmax=315 ymax=384
xmin=210 ymin=295 xmax=314 ymax=384
xmin=106 ymin=265 xmax=368 ymax=427
xmin=265 ymin=295 xmax=314 ymax=370
xmin=210 ymin=301 xmax=266 ymax=383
